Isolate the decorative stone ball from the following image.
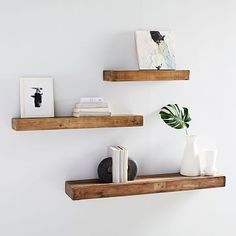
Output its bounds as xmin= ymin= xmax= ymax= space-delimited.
xmin=97 ymin=157 xmax=138 ymax=183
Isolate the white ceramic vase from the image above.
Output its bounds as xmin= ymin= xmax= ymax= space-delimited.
xmin=180 ymin=135 xmax=200 ymax=176
xmin=202 ymin=149 xmax=218 ymax=175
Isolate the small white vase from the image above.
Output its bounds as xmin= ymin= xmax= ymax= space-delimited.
xmin=202 ymin=149 xmax=218 ymax=175
xmin=180 ymin=135 xmax=200 ymax=176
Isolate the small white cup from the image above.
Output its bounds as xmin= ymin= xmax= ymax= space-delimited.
xmin=202 ymin=149 xmax=218 ymax=176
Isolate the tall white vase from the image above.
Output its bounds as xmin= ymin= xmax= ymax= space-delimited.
xmin=180 ymin=135 xmax=200 ymax=176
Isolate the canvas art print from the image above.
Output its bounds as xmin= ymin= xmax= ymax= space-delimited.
xmin=136 ymin=30 xmax=176 ymax=70
xmin=20 ymin=77 xmax=54 ymax=118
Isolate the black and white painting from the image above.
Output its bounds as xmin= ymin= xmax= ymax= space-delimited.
xmin=136 ymin=30 xmax=176 ymax=70
xmin=20 ymin=77 xmax=54 ymax=118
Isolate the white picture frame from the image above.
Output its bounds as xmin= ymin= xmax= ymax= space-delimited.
xmin=20 ymin=77 xmax=54 ymax=118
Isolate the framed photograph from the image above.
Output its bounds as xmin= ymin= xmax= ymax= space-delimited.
xmin=20 ymin=77 xmax=54 ymax=118
xmin=136 ymin=30 xmax=176 ymax=70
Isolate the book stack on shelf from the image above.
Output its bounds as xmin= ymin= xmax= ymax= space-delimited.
xmin=73 ymin=97 xmax=111 ymax=117
xmin=109 ymin=146 xmax=128 ymax=183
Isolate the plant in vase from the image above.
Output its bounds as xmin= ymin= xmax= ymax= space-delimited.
xmin=159 ymin=104 xmax=200 ymax=176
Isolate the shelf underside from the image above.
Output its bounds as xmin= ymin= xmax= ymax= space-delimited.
xmin=65 ymin=173 xmax=225 ymax=201
xmin=103 ymin=70 xmax=190 ymax=81
xmin=12 ymin=115 xmax=143 ymax=131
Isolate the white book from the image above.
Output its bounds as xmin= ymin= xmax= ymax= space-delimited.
xmin=80 ymin=97 xmax=104 ymax=103
xmin=73 ymin=107 xmax=110 ymax=113
xmin=73 ymin=112 xmax=111 ymax=117
xmin=118 ymin=146 xmax=128 ymax=183
xmin=123 ymin=147 xmax=128 ymax=182
xmin=75 ymin=102 xmax=108 ymax=109
xmin=118 ymin=146 xmax=124 ymax=183
xmin=109 ymin=146 xmax=120 ymax=183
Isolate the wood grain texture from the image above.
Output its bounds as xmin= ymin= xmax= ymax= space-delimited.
xmin=103 ymin=70 xmax=190 ymax=81
xmin=65 ymin=173 xmax=226 ymax=200
xmin=12 ymin=115 xmax=143 ymax=131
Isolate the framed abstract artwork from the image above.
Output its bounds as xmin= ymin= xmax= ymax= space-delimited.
xmin=20 ymin=77 xmax=54 ymax=118
xmin=136 ymin=30 xmax=176 ymax=70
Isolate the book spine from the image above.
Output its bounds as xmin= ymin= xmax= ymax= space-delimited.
xmin=73 ymin=108 xmax=110 ymax=113
xmin=123 ymin=147 xmax=128 ymax=182
xmin=75 ymin=102 xmax=108 ymax=109
xmin=110 ymin=146 xmax=120 ymax=183
xmin=118 ymin=146 xmax=128 ymax=183
xmin=118 ymin=146 xmax=124 ymax=183
xmin=79 ymin=97 xmax=104 ymax=103
xmin=73 ymin=112 xmax=111 ymax=117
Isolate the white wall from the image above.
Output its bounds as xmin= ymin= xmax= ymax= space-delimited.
xmin=0 ymin=0 xmax=234 ymax=235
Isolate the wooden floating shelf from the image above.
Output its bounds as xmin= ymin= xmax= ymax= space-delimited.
xmin=12 ymin=115 xmax=143 ymax=131
xmin=103 ymin=70 xmax=190 ymax=82
xmin=65 ymin=173 xmax=225 ymax=201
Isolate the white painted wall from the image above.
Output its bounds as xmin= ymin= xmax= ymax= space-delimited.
xmin=0 ymin=0 xmax=234 ymax=235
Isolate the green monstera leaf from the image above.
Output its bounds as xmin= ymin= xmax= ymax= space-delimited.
xmin=159 ymin=104 xmax=191 ymax=132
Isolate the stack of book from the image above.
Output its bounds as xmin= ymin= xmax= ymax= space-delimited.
xmin=109 ymin=146 xmax=128 ymax=183
xmin=73 ymin=97 xmax=111 ymax=117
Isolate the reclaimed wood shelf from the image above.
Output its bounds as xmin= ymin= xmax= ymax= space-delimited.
xmin=12 ymin=115 xmax=143 ymax=131
xmin=103 ymin=70 xmax=190 ymax=82
xmin=65 ymin=173 xmax=225 ymax=201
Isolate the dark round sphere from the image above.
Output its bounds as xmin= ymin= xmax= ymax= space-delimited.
xmin=97 ymin=157 xmax=138 ymax=183
xmin=128 ymin=159 xmax=138 ymax=181
xmin=97 ymin=157 xmax=113 ymax=183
